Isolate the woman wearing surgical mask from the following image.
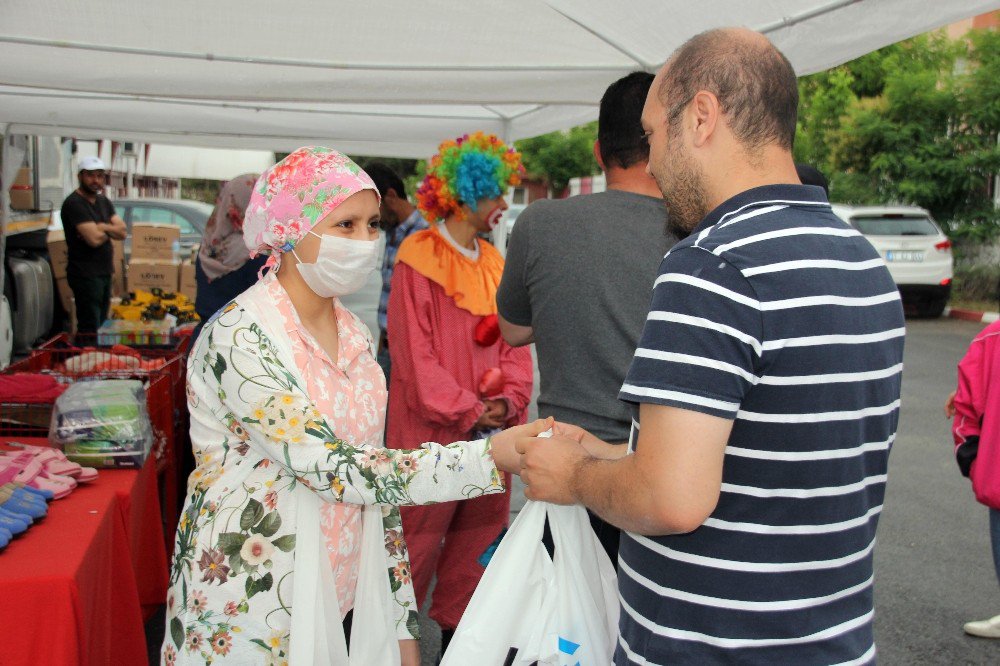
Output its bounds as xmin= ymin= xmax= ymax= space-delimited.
xmin=161 ymin=147 xmax=547 ymax=666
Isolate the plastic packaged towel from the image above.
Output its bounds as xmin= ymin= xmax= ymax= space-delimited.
xmin=48 ymin=379 xmax=153 ymax=468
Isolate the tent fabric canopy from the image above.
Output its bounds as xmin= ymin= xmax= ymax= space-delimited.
xmin=1 ymin=0 xmax=999 ymax=157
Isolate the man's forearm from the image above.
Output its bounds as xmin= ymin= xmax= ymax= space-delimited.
xmin=104 ymin=219 xmax=128 ymax=240
xmin=571 ymin=455 xmax=683 ymax=536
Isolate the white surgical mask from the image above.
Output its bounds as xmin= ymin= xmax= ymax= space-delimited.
xmin=291 ymin=231 xmax=379 ymax=298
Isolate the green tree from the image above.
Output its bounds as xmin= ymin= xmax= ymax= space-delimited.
xmin=795 ymin=30 xmax=1000 ymax=239
xmin=349 ymin=156 xmax=421 ymax=197
xmin=181 ymin=178 xmax=222 ymax=205
xmin=515 ymin=122 xmax=600 ymax=194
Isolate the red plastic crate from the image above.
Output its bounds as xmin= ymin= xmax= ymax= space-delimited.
xmin=1 ymin=355 xmax=182 ymax=538
xmin=22 ymin=338 xmax=192 ymax=515
xmin=39 ymin=330 xmax=192 ymax=354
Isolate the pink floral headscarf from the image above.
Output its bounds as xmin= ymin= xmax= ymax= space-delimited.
xmin=243 ymin=146 xmax=380 ymax=274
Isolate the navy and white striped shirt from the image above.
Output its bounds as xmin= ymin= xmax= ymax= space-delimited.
xmin=617 ymin=184 xmax=904 ymax=665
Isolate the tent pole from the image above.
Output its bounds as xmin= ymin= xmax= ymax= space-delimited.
xmin=0 ymin=124 xmax=8 ymax=299
xmin=757 ymin=0 xmax=862 ymax=33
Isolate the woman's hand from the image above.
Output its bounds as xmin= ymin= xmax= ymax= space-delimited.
xmin=489 ymin=417 xmax=554 ymax=474
xmin=399 ymin=638 xmax=420 ymax=666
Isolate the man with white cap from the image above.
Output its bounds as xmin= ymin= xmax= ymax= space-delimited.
xmin=60 ymin=156 xmax=127 ymax=332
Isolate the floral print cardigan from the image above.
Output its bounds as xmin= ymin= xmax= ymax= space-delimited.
xmin=161 ymin=276 xmax=504 ymax=665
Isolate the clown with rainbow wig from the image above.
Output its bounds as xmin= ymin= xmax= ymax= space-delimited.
xmin=386 ymin=132 xmax=535 ymax=653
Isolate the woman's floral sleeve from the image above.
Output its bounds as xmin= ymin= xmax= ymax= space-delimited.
xmin=193 ymin=304 xmax=505 ymax=506
xmin=380 ymin=507 xmax=420 ymax=640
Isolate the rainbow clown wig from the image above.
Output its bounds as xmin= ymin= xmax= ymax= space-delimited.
xmin=416 ymin=131 xmax=524 ymax=221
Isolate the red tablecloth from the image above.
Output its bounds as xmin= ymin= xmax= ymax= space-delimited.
xmin=0 ymin=439 xmax=168 ymax=665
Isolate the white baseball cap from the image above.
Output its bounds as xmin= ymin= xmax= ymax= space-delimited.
xmin=78 ymin=156 xmax=106 ymax=172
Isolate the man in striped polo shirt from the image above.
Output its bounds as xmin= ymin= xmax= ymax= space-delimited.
xmin=516 ymin=28 xmax=904 ymax=664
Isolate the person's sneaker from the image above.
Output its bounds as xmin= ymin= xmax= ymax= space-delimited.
xmin=964 ymin=614 xmax=1000 ymax=638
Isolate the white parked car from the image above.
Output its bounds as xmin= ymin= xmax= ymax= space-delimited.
xmin=831 ymin=205 xmax=953 ymax=317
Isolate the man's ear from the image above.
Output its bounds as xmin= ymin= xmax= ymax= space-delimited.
xmin=690 ymin=91 xmax=720 ymax=149
xmin=593 ymin=140 xmax=606 ymax=172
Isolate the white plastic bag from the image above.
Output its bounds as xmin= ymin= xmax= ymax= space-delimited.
xmin=442 ymin=501 xmax=619 ymax=665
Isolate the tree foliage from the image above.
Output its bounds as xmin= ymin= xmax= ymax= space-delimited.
xmin=515 ymin=122 xmax=600 ymax=194
xmin=795 ymin=30 xmax=1000 ymax=240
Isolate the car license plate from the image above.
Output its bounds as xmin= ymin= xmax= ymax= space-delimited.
xmin=885 ymin=251 xmax=923 ymax=262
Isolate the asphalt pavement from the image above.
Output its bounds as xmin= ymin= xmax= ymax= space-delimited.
xmin=874 ymin=317 xmax=999 ymax=664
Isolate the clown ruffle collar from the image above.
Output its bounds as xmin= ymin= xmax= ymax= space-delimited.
xmin=394 ymin=225 xmax=504 ymax=316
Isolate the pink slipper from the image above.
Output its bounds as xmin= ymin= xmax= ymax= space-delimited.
xmin=0 ymin=454 xmax=74 ymax=499
xmin=5 ymin=443 xmax=98 ymax=483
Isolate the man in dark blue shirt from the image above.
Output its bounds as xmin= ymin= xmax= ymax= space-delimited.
xmin=365 ymin=162 xmax=428 ymax=380
xmin=515 ymin=27 xmax=903 ymax=665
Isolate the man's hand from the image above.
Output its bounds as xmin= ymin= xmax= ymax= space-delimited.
xmin=552 ymin=421 xmax=627 ymax=460
xmin=104 ymin=214 xmax=128 ymax=241
xmin=489 ymin=417 xmax=553 ymax=474
xmin=515 ymin=433 xmax=589 ymax=504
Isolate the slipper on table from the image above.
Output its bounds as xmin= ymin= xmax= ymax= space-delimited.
xmin=0 ymin=487 xmax=47 ymax=520
xmin=0 ymin=454 xmax=75 ymax=499
xmin=6 ymin=443 xmax=99 ymax=483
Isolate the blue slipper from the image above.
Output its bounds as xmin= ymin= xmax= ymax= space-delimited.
xmin=0 ymin=495 xmax=46 ymax=520
xmin=14 ymin=483 xmax=53 ymax=501
xmin=0 ymin=512 xmax=27 ymax=535
xmin=8 ymin=486 xmax=47 ymax=507
xmin=0 ymin=506 xmax=31 ymax=527
xmin=0 ymin=526 xmax=11 ymax=549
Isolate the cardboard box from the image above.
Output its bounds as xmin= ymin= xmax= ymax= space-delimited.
xmin=131 ymin=223 xmax=180 ymax=261
xmin=47 ymin=229 xmax=68 ymax=279
xmin=179 ymin=260 xmax=197 ymax=301
xmin=127 ymin=259 xmax=179 ymax=293
xmin=9 ymin=167 xmax=33 ymax=210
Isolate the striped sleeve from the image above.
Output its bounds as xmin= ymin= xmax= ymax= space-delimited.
xmin=620 ymin=247 xmax=763 ymax=419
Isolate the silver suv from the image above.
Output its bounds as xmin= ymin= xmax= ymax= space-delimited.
xmin=831 ymin=205 xmax=953 ymax=317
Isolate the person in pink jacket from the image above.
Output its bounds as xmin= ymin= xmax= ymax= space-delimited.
xmin=951 ymin=319 xmax=1000 ymax=638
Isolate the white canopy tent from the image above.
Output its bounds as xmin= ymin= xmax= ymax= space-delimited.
xmin=0 ymin=0 xmax=997 ymax=353
xmin=74 ymin=141 xmax=276 ymax=182
xmin=2 ymin=0 xmax=999 ymax=157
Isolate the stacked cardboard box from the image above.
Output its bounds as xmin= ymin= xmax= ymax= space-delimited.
xmin=128 ymin=260 xmax=180 ymax=293
xmin=179 ymin=260 xmax=197 ymax=301
xmin=9 ymin=167 xmax=34 ymax=210
xmin=127 ymin=223 xmax=181 ymax=294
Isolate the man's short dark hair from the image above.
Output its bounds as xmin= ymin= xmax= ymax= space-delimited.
xmin=796 ymin=163 xmax=829 ymax=195
xmin=660 ymin=29 xmax=798 ymax=152
xmin=364 ymin=162 xmax=407 ymax=199
xmin=599 ymin=71 xmax=655 ymax=169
